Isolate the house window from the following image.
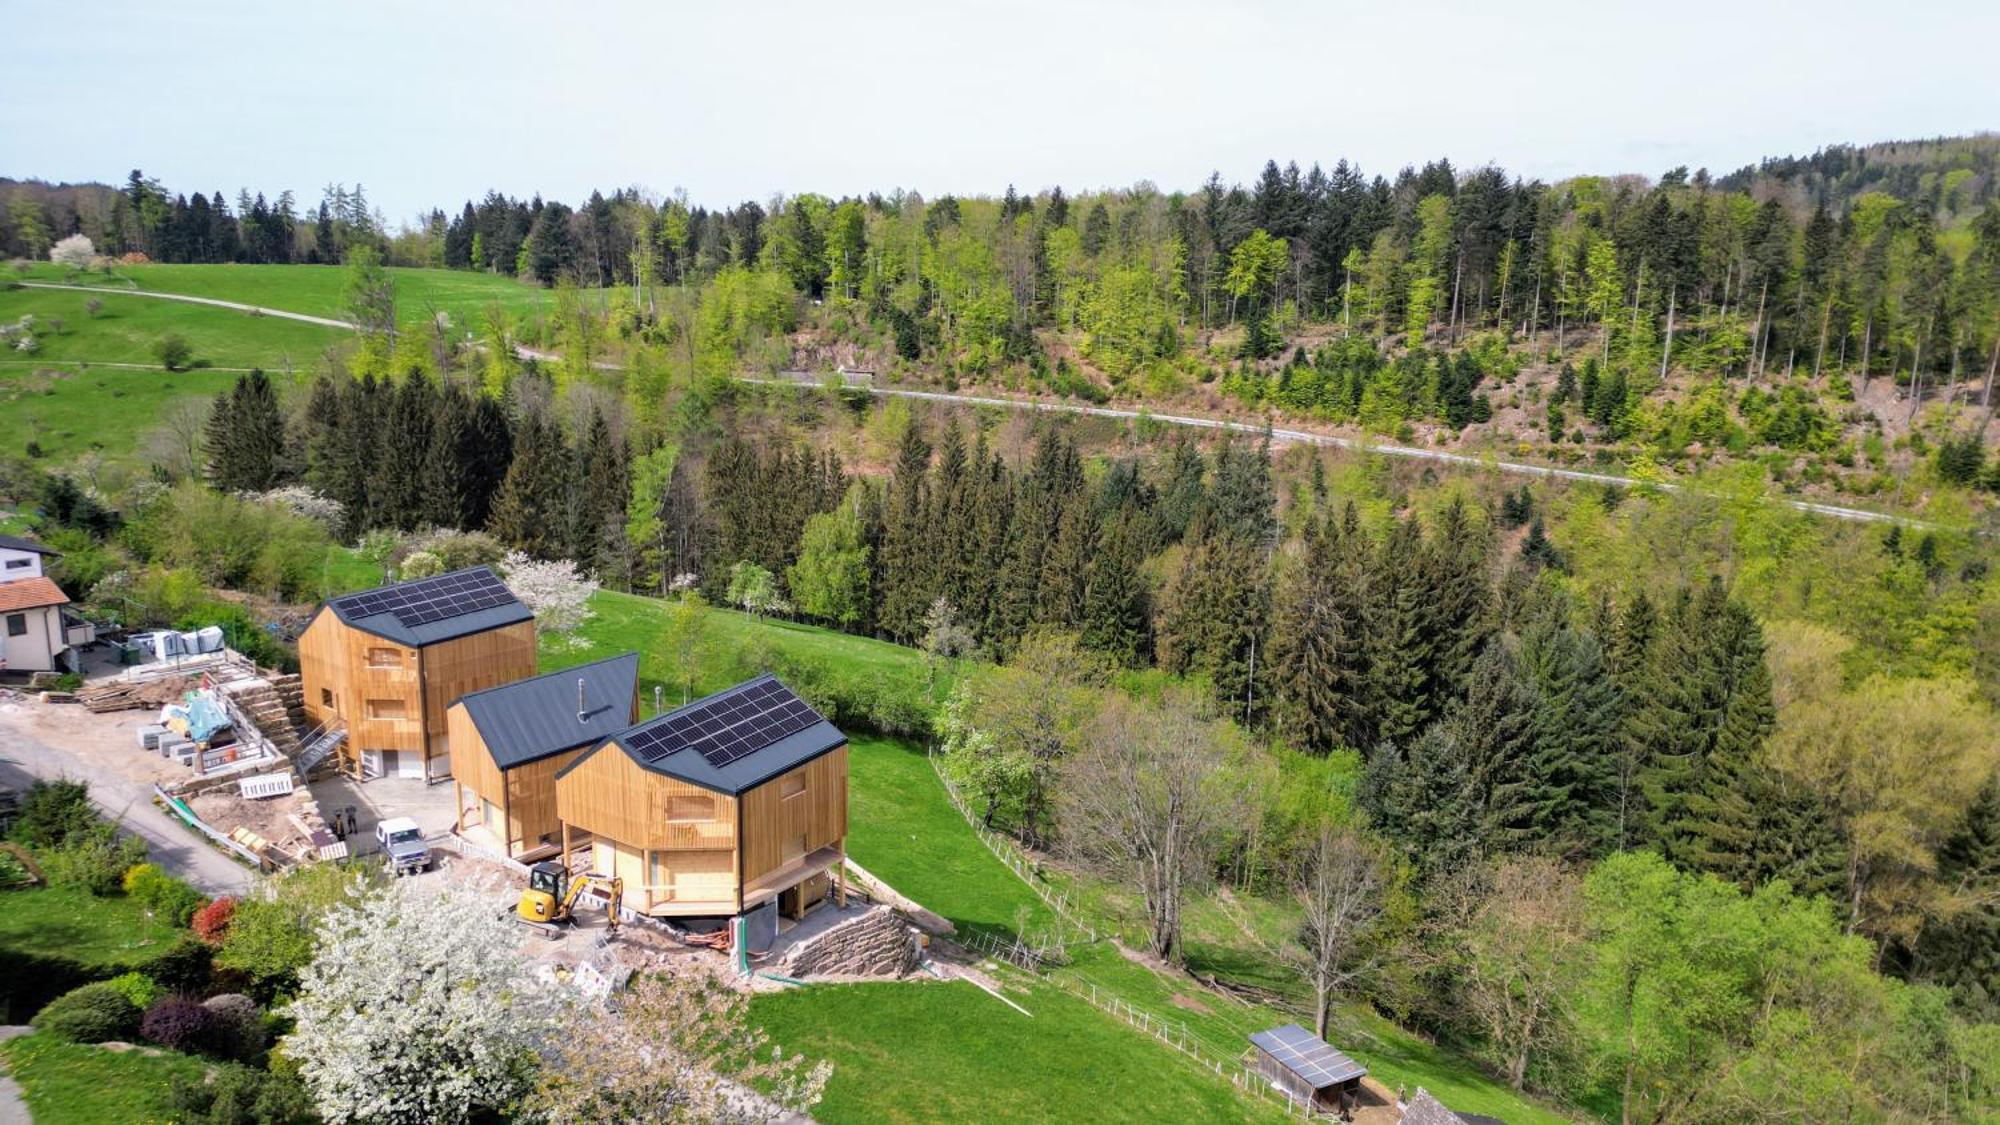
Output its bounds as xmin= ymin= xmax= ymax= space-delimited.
xmin=364 ymin=698 xmax=407 ymax=720
xmin=667 ymin=795 xmax=714 ymax=823
xmin=5 ymin=613 xmax=25 ymax=637
xmin=780 ymin=771 xmax=807 ymax=799
xmin=365 ymin=647 xmax=401 ymax=668
xmin=320 ymin=688 xmax=334 ymax=707
xmin=3 ymin=557 xmax=28 ymax=570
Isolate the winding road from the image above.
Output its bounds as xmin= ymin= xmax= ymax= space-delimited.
xmin=21 ymin=281 xmax=1927 ymax=527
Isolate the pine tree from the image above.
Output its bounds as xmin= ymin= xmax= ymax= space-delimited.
xmin=1079 ymin=507 xmax=1149 ymax=666
xmin=1423 ymin=496 xmax=1493 ymax=696
xmin=1268 ymin=513 xmax=1369 ymax=754
xmin=205 ymin=369 xmax=287 ymax=492
xmin=1913 ymin=773 xmax=2000 ymax=1018
xmin=375 ymin=372 xmax=436 ymax=530
xmin=1358 ymin=725 xmax=1483 ymax=880
xmin=487 ymin=412 xmax=568 ymax=558
xmin=419 ymin=382 xmax=471 ymax=529
xmin=1038 ymin=492 xmax=1098 ymax=629
xmin=329 ymin=375 xmax=384 ymax=539
xmin=875 ymin=422 xmax=934 ymax=641
xmin=300 ymin=374 xmax=343 ymax=493
xmin=572 ymin=407 xmax=629 ymax=579
xmin=461 ymin=394 xmax=513 ymax=530
xmin=1496 ymin=598 xmax=1623 ymax=856
xmin=1365 ymin=520 xmax=1437 ymax=751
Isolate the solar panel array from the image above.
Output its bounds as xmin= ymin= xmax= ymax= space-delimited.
xmin=1253 ymin=1025 xmax=1366 ymax=1087
xmin=332 ymin=568 xmax=517 ymax=628
xmin=625 ymin=678 xmax=823 ymax=769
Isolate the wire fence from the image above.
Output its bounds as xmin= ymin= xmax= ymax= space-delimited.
xmin=925 ymin=745 xmax=1098 ymax=945
xmin=1049 ymin=971 xmax=1314 ymax=1118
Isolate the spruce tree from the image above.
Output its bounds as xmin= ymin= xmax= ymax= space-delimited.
xmin=1365 ymin=520 xmax=1437 ymax=751
xmin=1913 ymin=773 xmax=2000 ymax=1018
xmin=375 ymin=372 xmax=436 ymax=530
xmin=300 ymin=374 xmax=343 ymax=494
xmin=572 ymin=407 xmax=629 ymax=579
xmin=1491 ymin=598 xmax=1623 ymax=856
xmin=1079 ymin=508 xmax=1149 ymax=666
xmin=329 ymin=374 xmax=383 ymax=539
xmin=487 ymin=411 xmax=567 ymax=558
xmin=461 ymin=394 xmax=513 ymax=531
xmin=875 ymin=422 xmax=934 ymax=641
xmin=205 ymin=369 xmax=287 ymax=492
xmin=419 ymin=381 xmax=471 ymax=529
xmin=1268 ymin=513 xmax=1369 ymax=754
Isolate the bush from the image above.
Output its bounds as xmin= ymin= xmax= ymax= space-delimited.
xmin=42 ymin=825 xmax=148 ymax=895
xmin=145 ymin=937 xmax=216 ymax=994
xmin=170 ymin=1061 xmax=317 ymax=1124
xmin=142 ymin=995 xmax=219 ymax=1053
xmin=8 ymin=779 xmax=98 ymax=848
xmin=201 ymin=992 xmax=267 ymax=1061
xmin=193 ymin=896 xmax=238 ymax=943
xmin=32 ymin=982 xmax=141 ymax=1043
xmin=104 ymin=971 xmax=166 ymax=1011
xmin=156 ymin=333 xmax=194 ymax=371
xmin=125 ymin=863 xmax=208 ymax=925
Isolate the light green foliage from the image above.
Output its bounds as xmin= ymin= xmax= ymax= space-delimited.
xmin=125 ymin=483 xmax=336 ymax=600
xmin=725 ymin=559 xmax=781 ymax=617
xmin=787 ymin=495 xmax=871 ymax=627
xmin=216 ymin=863 xmax=375 ymax=998
xmin=1225 ymin=228 xmax=1288 ymax=307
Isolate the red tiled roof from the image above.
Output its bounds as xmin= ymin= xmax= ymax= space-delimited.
xmin=0 ymin=576 xmax=69 ymax=612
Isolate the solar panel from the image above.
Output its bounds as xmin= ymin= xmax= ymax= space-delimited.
xmin=331 ymin=567 xmax=519 ymax=630
xmin=1251 ymin=1025 xmax=1366 ymax=1088
xmin=624 ymin=679 xmax=823 ymax=769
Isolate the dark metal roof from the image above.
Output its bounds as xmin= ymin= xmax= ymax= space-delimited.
xmin=1402 ymin=1089 xmax=1471 ymax=1125
xmin=320 ymin=565 xmax=532 ymax=647
xmin=558 ymin=674 xmax=846 ymax=797
xmin=1249 ymin=1025 xmax=1367 ymax=1089
xmin=456 ymin=652 xmax=641 ymax=769
xmin=0 ymin=534 xmax=59 ymax=556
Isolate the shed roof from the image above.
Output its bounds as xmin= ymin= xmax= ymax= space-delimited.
xmin=316 ymin=565 xmax=532 ymax=647
xmin=1402 ymin=1089 xmax=1470 ymax=1125
xmin=0 ymin=534 xmax=59 ymax=556
xmin=0 ymin=576 xmax=69 ymax=613
xmin=558 ymin=674 xmax=846 ymax=797
xmin=456 ymin=652 xmax=642 ymax=769
xmin=1249 ymin=1024 xmax=1367 ymax=1089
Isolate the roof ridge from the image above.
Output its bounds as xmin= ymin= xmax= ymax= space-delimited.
xmin=456 ymin=651 xmax=639 ymax=705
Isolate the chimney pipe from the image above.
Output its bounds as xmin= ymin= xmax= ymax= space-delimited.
xmin=577 ymin=677 xmax=587 ymax=723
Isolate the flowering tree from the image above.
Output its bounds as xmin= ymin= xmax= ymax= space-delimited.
xmin=524 ymin=969 xmax=829 ymax=1124
xmin=245 ymin=485 xmax=345 ymax=531
xmin=49 ymin=233 xmax=95 ymax=270
xmin=725 ymin=561 xmax=783 ymax=619
xmin=284 ymin=882 xmax=570 ymax=1124
xmin=499 ymin=551 xmax=598 ymax=640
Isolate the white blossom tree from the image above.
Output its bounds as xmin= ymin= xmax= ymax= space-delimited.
xmin=525 ymin=969 xmax=829 ymax=1124
xmin=284 ymin=882 xmax=571 ymax=1124
xmin=500 ymin=551 xmax=598 ymax=640
xmin=49 ymin=233 xmax=95 ymax=270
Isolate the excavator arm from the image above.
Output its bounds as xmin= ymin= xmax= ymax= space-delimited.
xmin=558 ymin=872 xmax=624 ymax=932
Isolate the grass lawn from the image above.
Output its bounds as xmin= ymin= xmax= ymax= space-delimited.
xmin=0 ymin=285 xmax=340 ymax=372
xmin=541 ymin=589 xmax=951 ymax=718
xmin=0 ymin=884 xmax=185 ymax=967
xmin=845 ymin=735 xmax=1056 ymax=938
xmin=0 ymin=1033 xmax=218 ymax=1124
xmin=750 ymin=978 xmax=1286 ymax=1124
xmin=12 ymin=261 xmax=558 ymax=332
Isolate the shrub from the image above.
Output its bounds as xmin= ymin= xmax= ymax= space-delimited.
xmin=156 ymin=333 xmax=194 ymax=371
xmin=33 ymin=982 xmax=141 ymax=1043
xmin=193 ymin=896 xmax=238 ymax=943
xmin=104 ymin=971 xmax=166 ymax=1011
xmin=170 ymin=1061 xmax=317 ymax=1124
xmin=142 ymin=995 xmax=219 ymax=1053
xmin=8 ymin=778 xmax=98 ymax=848
xmin=125 ymin=862 xmax=209 ymax=925
xmin=42 ymin=825 xmax=148 ymax=895
xmin=145 ymin=937 xmax=216 ymax=994
xmin=201 ymin=992 xmax=267 ymax=1061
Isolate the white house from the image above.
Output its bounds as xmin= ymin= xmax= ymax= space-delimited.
xmin=0 ymin=535 xmax=89 ymax=675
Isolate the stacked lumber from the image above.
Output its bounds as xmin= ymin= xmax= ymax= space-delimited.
xmin=77 ymin=674 xmax=199 ymax=713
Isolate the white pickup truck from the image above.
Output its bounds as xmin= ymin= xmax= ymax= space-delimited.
xmin=375 ymin=817 xmax=434 ymax=876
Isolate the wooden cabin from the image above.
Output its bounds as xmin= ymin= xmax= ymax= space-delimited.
xmin=554 ymin=674 xmax=848 ymax=920
xmin=1248 ymin=1024 xmax=1368 ymax=1116
xmin=299 ymin=566 xmax=536 ymax=781
xmin=447 ymin=652 xmax=640 ymax=859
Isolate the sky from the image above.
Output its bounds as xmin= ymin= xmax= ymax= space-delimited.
xmin=4 ymin=0 xmax=1997 ymax=224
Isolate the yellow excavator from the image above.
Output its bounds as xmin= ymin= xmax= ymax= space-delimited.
xmin=516 ymin=861 xmax=623 ymax=938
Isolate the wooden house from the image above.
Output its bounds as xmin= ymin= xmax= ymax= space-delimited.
xmin=554 ymin=674 xmax=848 ymax=920
xmin=447 ymin=652 xmax=640 ymax=858
xmin=1248 ymin=1024 xmax=1368 ymax=1116
xmin=299 ymin=566 xmax=536 ymax=781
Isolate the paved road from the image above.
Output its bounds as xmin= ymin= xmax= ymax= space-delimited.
xmin=0 ymin=712 xmax=254 ymax=895
xmin=0 ymin=1026 xmax=26 ymax=1125
xmin=17 ymin=281 xmax=353 ymax=330
xmin=741 ymin=378 xmax=1930 ymax=528
xmin=23 ymin=282 xmax=1927 ymax=528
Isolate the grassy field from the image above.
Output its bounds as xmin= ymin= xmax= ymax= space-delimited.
xmin=0 ymin=1033 xmax=219 ymax=1124
xmin=751 ymin=978 xmax=1285 ymax=1124
xmin=0 ymin=284 xmax=340 ymax=370
xmin=0 ymin=883 xmax=186 ymax=967
xmin=11 ymin=261 xmax=556 ymax=330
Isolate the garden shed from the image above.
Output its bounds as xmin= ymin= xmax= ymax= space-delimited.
xmin=1248 ymin=1023 xmax=1368 ymax=1116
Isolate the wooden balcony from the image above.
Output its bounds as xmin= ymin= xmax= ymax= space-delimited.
xmin=742 ymin=844 xmax=844 ymax=905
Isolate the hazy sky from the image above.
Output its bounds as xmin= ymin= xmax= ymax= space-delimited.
xmin=4 ymin=0 xmax=1996 ymax=223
